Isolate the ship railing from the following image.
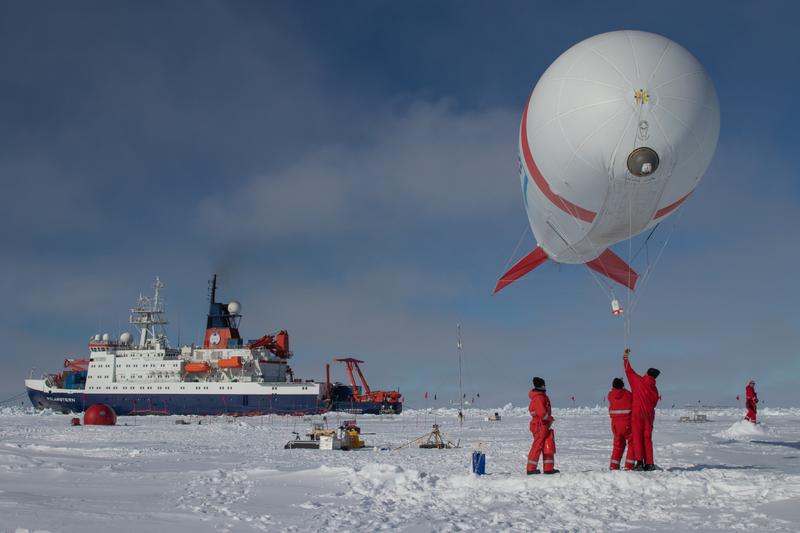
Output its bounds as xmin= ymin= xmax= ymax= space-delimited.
xmin=112 ymin=351 xmax=181 ymax=359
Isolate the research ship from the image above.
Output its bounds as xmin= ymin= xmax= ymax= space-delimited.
xmin=25 ymin=277 xmax=327 ymax=415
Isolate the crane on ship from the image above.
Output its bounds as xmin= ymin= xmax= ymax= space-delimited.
xmin=334 ymin=358 xmax=402 ymax=405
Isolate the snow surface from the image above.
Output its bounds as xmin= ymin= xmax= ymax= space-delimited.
xmin=714 ymin=419 xmax=773 ymax=440
xmin=2 ymin=405 xmax=800 ymax=532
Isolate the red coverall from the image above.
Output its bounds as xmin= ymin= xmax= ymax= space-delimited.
xmin=608 ymin=387 xmax=634 ymax=470
xmin=624 ymin=360 xmax=659 ymax=465
xmin=745 ymin=384 xmax=758 ymax=423
xmin=527 ymin=389 xmax=555 ymax=473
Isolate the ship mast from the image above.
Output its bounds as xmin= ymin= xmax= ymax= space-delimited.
xmin=130 ymin=277 xmax=169 ymax=348
xmin=457 ymin=322 xmax=464 ymax=427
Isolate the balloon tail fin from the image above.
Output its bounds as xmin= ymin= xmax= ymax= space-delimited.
xmin=493 ymin=247 xmax=549 ymax=294
xmin=586 ymin=248 xmax=639 ymax=290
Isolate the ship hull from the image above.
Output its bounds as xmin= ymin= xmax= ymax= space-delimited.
xmin=27 ymin=387 xmax=327 ymax=416
xmin=331 ymin=400 xmax=402 ymax=415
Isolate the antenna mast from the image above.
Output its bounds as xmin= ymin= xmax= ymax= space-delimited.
xmin=457 ymin=323 xmax=463 ymax=427
xmin=130 ymin=277 xmax=169 ymax=348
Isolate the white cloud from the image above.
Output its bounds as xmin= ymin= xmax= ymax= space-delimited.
xmin=197 ymin=101 xmax=519 ymax=242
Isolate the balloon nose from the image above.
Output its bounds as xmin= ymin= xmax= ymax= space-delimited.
xmin=627 ymin=147 xmax=660 ymax=177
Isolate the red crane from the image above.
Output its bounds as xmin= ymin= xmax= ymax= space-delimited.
xmin=63 ymin=358 xmax=90 ymax=371
xmin=248 ymin=330 xmax=292 ymax=358
xmin=334 ymin=358 xmax=402 ymax=404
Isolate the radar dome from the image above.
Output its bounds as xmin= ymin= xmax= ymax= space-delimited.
xmin=227 ymin=301 xmax=241 ymax=315
xmin=119 ymin=332 xmax=132 ymax=344
xmin=102 ymin=333 xmax=110 ymax=341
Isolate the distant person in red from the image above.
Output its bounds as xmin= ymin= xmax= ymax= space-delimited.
xmin=527 ymin=377 xmax=559 ymax=475
xmin=623 ymin=349 xmax=660 ymax=471
xmin=608 ymin=377 xmax=634 ymax=470
xmin=744 ymin=380 xmax=758 ymax=423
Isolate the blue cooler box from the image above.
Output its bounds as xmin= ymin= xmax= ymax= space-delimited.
xmin=472 ymin=451 xmax=486 ymax=475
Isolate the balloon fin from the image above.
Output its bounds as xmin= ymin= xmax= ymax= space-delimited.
xmin=586 ymin=249 xmax=639 ymax=290
xmin=493 ymin=247 xmax=549 ymax=294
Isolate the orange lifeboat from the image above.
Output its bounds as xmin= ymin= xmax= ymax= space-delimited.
xmin=184 ymin=361 xmax=211 ymax=373
xmin=218 ymin=356 xmax=242 ymax=369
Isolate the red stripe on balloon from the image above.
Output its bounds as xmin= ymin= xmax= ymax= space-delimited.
xmin=519 ymin=101 xmax=596 ymax=223
xmin=653 ymin=192 xmax=691 ymax=219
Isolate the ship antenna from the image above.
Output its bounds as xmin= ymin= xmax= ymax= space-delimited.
xmin=130 ymin=277 xmax=169 ymax=348
xmin=153 ymin=276 xmax=163 ymax=308
xmin=457 ymin=322 xmax=464 ymax=428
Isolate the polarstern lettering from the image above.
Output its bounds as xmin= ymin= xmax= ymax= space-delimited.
xmin=46 ymin=396 xmax=76 ymax=402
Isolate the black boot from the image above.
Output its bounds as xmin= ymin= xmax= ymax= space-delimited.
xmin=643 ymin=464 xmax=659 ymax=471
xmin=543 ymin=469 xmax=560 ymax=475
xmin=526 ymin=468 xmax=541 ymax=475
xmin=632 ymin=461 xmax=645 ymax=471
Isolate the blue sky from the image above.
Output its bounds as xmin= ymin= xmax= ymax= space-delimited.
xmin=2 ymin=1 xmax=798 ymax=407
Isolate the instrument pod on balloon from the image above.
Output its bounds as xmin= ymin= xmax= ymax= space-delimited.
xmin=494 ymin=30 xmax=719 ymax=294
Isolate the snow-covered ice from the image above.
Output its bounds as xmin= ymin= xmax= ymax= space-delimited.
xmin=2 ymin=405 xmax=800 ymax=532
xmin=714 ymin=419 xmax=773 ymax=440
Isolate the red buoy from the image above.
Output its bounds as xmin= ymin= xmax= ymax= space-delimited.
xmin=83 ymin=403 xmax=117 ymax=426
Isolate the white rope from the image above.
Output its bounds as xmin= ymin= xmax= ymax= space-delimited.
xmin=500 ymin=222 xmax=532 ymax=274
xmin=628 ymin=205 xmax=685 ymax=316
xmin=624 ymin=90 xmax=650 ymax=348
xmin=624 ymin=186 xmax=633 ymax=349
xmin=587 ymin=265 xmax=616 ymax=302
xmin=546 ymin=212 xmax=616 ymax=303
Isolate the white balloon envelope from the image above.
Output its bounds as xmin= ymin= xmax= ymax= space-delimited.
xmin=495 ymin=30 xmax=719 ymax=293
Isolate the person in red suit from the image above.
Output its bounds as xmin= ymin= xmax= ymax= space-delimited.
xmin=744 ymin=380 xmax=759 ymax=423
xmin=623 ymin=349 xmax=660 ymax=471
xmin=608 ymin=377 xmax=634 ymax=470
xmin=527 ymin=377 xmax=558 ymax=475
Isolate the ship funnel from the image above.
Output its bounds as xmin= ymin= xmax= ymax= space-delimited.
xmin=204 ymin=275 xmax=242 ymax=349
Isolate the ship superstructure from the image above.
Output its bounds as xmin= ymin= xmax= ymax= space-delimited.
xmin=26 ymin=276 xmax=326 ymax=415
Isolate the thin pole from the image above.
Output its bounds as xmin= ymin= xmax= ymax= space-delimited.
xmin=457 ymin=323 xmax=463 ymax=428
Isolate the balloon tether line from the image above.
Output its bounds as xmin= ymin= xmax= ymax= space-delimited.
xmin=500 ymin=222 xmax=532 ymax=274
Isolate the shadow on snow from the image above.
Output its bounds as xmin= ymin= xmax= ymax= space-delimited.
xmin=667 ymin=464 xmax=775 ymax=472
xmin=751 ymin=440 xmax=800 ymax=450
